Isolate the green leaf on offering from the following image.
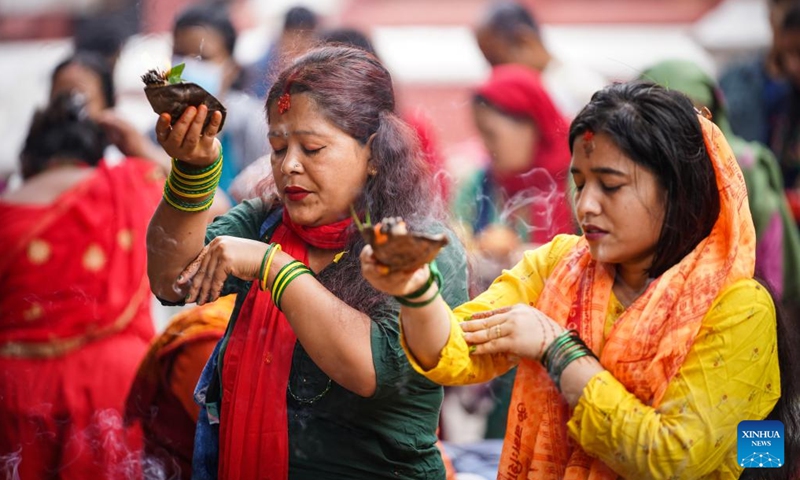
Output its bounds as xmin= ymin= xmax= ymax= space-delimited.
xmin=167 ymin=63 xmax=186 ymax=84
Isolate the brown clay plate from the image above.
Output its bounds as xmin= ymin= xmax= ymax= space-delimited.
xmin=142 ymin=70 xmax=227 ymax=133
xmin=360 ymin=217 xmax=449 ymax=272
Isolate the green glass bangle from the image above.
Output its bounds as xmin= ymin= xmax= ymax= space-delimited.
xmin=271 ymin=261 xmax=307 ymax=304
xmin=548 ymin=343 xmax=584 ymax=377
xmin=541 ymin=330 xmax=574 ymax=370
xmin=551 ymin=350 xmax=595 ymax=390
xmin=543 ymin=330 xmax=597 ymax=391
xmin=399 ymin=260 xmax=443 ymax=301
xmin=169 ymin=173 xmax=221 ymax=192
xmin=547 ymin=332 xmax=582 ymax=368
xmin=172 ymin=150 xmax=223 ymax=177
xmin=258 ymin=244 xmax=275 ymax=290
xmin=274 ymin=268 xmax=314 ymax=310
xmin=396 ymin=289 xmax=441 ymax=308
xmin=272 ymin=261 xmax=303 ymax=287
xmin=163 ymin=182 xmax=215 ymax=206
xmin=167 ymin=176 xmax=218 ymax=199
xmin=273 ymin=264 xmax=307 ymax=300
xmin=163 ymin=183 xmax=215 ymax=212
xmin=171 ymin=162 xmax=223 ymax=184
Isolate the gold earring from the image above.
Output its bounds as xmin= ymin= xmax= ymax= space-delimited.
xmin=368 ymin=165 xmax=378 ymax=176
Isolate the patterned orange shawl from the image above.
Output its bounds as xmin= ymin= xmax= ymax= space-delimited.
xmin=498 ymin=116 xmax=756 ymax=479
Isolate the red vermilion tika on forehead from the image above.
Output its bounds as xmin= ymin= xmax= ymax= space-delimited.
xmin=582 ymin=130 xmax=595 ymax=157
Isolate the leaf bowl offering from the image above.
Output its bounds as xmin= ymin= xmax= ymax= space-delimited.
xmin=141 ymin=63 xmax=227 ymax=133
xmin=357 ymin=215 xmax=448 ymax=272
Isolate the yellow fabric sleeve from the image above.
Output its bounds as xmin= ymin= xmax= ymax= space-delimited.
xmin=400 ymin=234 xmax=581 ymax=386
xmin=568 ymin=279 xmax=780 ymax=479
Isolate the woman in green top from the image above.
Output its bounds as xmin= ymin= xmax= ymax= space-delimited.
xmin=146 ymin=45 xmax=469 ymax=479
xmin=642 ymin=59 xmax=800 ymax=304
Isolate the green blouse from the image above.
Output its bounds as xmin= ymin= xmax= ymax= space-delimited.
xmin=207 ymin=199 xmax=470 ymax=479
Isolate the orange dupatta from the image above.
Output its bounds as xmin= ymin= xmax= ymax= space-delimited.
xmin=497 ymin=116 xmax=757 ymax=479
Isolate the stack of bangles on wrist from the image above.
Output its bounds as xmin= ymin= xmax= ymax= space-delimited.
xmin=394 ymin=261 xmax=443 ymax=308
xmin=163 ymin=150 xmax=223 ymax=212
xmin=258 ymin=244 xmax=315 ymax=310
xmin=540 ymin=329 xmax=598 ymax=391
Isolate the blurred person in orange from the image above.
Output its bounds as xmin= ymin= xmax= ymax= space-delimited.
xmin=125 ymin=294 xmax=235 ymax=480
xmin=454 ymin=64 xmax=575 ymax=289
xmin=0 ymin=92 xmax=163 ymax=479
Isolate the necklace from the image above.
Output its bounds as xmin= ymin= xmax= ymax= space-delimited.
xmin=613 ymin=271 xmax=653 ymax=308
xmin=288 ymin=378 xmax=332 ymax=404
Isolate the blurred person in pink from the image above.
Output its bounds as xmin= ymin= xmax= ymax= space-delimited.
xmin=0 ymin=93 xmax=162 ymax=478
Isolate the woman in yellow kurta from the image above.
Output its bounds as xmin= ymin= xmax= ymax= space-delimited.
xmin=361 ymin=81 xmax=798 ymax=479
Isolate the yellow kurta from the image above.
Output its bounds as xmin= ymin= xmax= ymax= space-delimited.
xmin=402 ymin=236 xmax=780 ymax=479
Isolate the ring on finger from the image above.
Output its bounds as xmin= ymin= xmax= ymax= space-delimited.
xmin=494 ymin=324 xmax=502 ymax=339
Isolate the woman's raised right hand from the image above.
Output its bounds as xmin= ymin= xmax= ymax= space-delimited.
xmin=155 ymin=104 xmax=223 ymax=167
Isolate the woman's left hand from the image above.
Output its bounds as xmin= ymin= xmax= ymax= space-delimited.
xmin=360 ymin=244 xmax=431 ymax=297
xmin=176 ymin=236 xmax=269 ymax=305
xmin=461 ymin=304 xmax=563 ymax=360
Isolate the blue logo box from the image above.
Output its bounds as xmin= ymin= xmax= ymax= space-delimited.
xmin=738 ymin=420 xmax=784 ymax=469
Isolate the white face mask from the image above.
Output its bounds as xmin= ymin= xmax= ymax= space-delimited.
xmin=172 ymin=55 xmax=225 ymax=97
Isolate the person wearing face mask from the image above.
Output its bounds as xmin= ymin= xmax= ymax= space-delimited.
xmin=169 ymin=4 xmax=269 ymax=196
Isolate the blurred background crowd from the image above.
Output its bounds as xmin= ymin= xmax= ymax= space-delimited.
xmin=0 ymin=0 xmax=776 ymax=185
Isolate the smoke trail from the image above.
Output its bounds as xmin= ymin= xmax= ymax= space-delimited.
xmin=0 ymin=449 xmax=21 ymax=480
xmin=496 ymin=168 xmax=558 ymax=235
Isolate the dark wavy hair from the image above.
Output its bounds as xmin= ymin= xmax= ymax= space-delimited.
xmin=265 ymin=45 xmax=443 ymax=315
xmin=568 ymin=81 xmax=720 ymax=278
xmin=20 ymin=92 xmax=106 ymax=179
xmin=174 ymin=4 xmax=237 ymax=56
xmin=52 ymin=51 xmax=115 ymax=110
xmin=480 ymin=1 xmax=540 ymax=40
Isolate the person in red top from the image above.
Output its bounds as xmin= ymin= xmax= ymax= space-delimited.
xmin=0 ymin=93 xmax=163 ymax=478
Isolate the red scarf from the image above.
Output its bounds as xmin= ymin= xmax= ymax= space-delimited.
xmin=281 ymin=209 xmax=353 ymax=249
xmin=218 ymin=211 xmax=350 ymax=479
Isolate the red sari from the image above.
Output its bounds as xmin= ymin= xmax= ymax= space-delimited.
xmin=0 ymin=158 xmax=162 ymax=479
